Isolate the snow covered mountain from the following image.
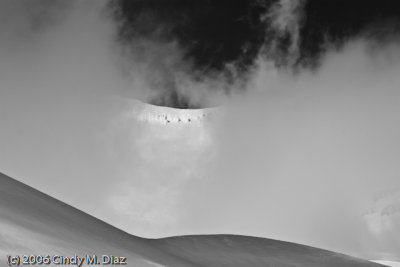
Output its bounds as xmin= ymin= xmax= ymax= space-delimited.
xmin=0 ymin=172 xmax=388 ymax=267
xmin=132 ymin=100 xmax=222 ymax=125
xmin=372 ymin=261 xmax=400 ymax=267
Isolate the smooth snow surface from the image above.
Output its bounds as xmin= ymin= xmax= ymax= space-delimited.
xmin=0 ymin=172 xmax=386 ymax=267
xmin=371 ymin=261 xmax=400 ymax=267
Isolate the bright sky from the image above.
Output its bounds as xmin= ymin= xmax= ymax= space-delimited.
xmin=1 ymin=0 xmax=400 ymax=262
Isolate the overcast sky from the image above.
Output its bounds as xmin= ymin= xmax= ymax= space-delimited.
xmin=1 ymin=0 xmax=400 ymax=261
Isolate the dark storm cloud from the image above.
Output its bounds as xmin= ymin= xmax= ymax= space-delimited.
xmin=300 ymin=0 xmax=400 ymax=67
xmin=111 ymin=0 xmax=271 ymax=108
xmin=112 ymin=0 xmax=400 ymax=108
xmin=113 ymin=0 xmax=267 ymax=71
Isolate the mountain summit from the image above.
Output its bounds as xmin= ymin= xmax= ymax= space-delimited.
xmin=0 ymin=172 xmax=387 ymax=267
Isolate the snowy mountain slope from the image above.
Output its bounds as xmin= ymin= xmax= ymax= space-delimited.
xmin=152 ymin=235 xmax=386 ymax=267
xmin=0 ymin=172 xmax=387 ymax=267
xmin=132 ymin=100 xmax=221 ymax=125
xmin=0 ymin=172 xmax=197 ymax=267
xmin=372 ymin=261 xmax=400 ymax=267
